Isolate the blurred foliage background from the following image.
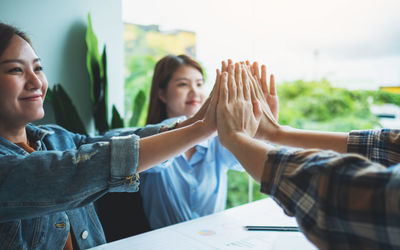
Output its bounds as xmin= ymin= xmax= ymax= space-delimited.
xmin=123 ymin=23 xmax=400 ymax=209
xmin=227 ymin=79 xmax=400 ymax=208
xmin=124 ymin=23 xmax=196 ymax=127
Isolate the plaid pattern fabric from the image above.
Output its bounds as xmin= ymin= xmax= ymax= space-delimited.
xmin=260 ymin=129 xmax=400 ymax=250
xmin=348 ymin=129 xmax=400 ymax=167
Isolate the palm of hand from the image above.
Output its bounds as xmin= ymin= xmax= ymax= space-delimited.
xmin=254 ymin=80 xmax=279 ymax=139
xmin=255 ymin=98 xmax=278 ymax=139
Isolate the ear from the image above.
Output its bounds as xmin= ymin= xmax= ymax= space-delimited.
xmin=158 ymin=89 xmax=167 ymax=103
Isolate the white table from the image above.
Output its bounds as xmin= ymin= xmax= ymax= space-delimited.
xmin=90 ymin=198 xmax=316 ymax=250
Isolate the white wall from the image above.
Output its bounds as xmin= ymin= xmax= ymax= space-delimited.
xmin=0 ymin=0 xmax=124 ymax=131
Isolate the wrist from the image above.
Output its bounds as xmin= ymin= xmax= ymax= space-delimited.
xmin=266 ymin=125 xmax=296 ymax=145
xmin=220 ymin=131 xmax=251 ymax=150
xmin=188 ymin=120 xmax=215 ymax=141
xmin=256 ymin=123 xmax=284 ymax=143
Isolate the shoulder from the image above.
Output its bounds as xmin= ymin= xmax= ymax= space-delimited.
xmin=28 ymin=124 xmax=87 ymax=147
xmin=36 ymin=124 xmax=71 ymax=133
xmin=34 ymin=124 xmax=82 ymax=139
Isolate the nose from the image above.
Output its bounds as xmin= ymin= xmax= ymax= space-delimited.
xmin=25 ymin=70 xmax=42 ymax=90
xmin=189 ymin=83 xmax=201 ymax=94
xmin=188 ymin=85 xmax=198 ymax=100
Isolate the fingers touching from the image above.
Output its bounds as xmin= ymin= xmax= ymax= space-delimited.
xmin=227 ymin=64 xmax=236 ymax=102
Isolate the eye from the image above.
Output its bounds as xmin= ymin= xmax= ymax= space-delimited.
xmin=197 ymin=82 xmax=204 ymax=87
xmin=8 ymin=67 xmax=23 ymax=73
xmin=34 ymin=66 xmax=43 ymax=72
xmin=177 ymin=82 xmax=188 ymax=87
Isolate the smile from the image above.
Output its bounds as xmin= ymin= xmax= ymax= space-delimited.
xmin=186 ymin=100 xmax=201 ymax=105
xmin=20 ymin=95 xmax=42 ymax=101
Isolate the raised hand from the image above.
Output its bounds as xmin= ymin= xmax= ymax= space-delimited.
xmin=217 ymin=63 xmax=261 ymax=146
xmin=221 ymin=59 xmax=233 ymax=73
xmin=239 ymin=62 xmax=280 ymax=140
xmin=246 ymin=61 xmax=279 ymax=120
xmin=202 ymin=69 xmax=222 ymax=134
xmin=181 ymin=69 xmax=221 ymax=135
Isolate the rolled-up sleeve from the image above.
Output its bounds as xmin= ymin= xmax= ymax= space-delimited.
xmin=260 ymin=147 xmax=341 ymax=217
xmin=109 ymin=134 xmax=140 ymax=192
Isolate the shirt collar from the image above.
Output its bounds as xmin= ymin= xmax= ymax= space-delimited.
xmin=161 ymin=116 xmax=186 ymax=126
xmin=197 ymin=139 xmax=209 ymax=149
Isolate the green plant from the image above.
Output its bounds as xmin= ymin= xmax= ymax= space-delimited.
xmin=226 ymin=171 xmax=267 ymax=209
xmin=46 ymin=13 xmax=124 ymax=135
xmin=277 ymin=79 xmax=383 ymax=131
xmin=86 ymin=13 xmax=124 ymax=133
xmin=111 ymin=105 xmax=124 ymax=129
xmin=85 ymin=13 xmax=109 ymax=134
xmin=124 ymin=54 xmax=157 ymax=127
xmin=129 ymin=89 xmax=146 ymax=127
xmin=46 ymin=84 xmax=87 ymax=134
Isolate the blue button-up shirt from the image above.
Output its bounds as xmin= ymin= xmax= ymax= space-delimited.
xmin=0 ymin=123 xmax=162 ymax=249
xmin=140 ymin=117 xmax=242 ymax=229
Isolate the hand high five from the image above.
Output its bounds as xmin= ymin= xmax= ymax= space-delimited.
xmin=246 ymin=61 xmax=279 ymax=121
xmin=217 ymin=62 xmax=262 ymax=146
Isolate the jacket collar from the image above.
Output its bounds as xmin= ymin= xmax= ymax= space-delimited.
xmin=26 ymin=123 xmax=54 ymax=141
xmin=0 ymin=124 xmax=54 ymax=154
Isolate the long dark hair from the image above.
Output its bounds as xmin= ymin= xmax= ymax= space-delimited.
xmin=0 ymin=22 xmax=32 ymax=57
xmin=146 ymin=54 xmax=204 ymax=124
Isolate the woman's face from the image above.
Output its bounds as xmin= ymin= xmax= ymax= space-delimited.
xmin=0 ymin=35 xmax=48 ymax=127
xmin=159 ymin=65 xmax=205 ymax=118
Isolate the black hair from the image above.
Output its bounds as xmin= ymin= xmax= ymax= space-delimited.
xmin=0 ymin=22 xmax=32 ymax=57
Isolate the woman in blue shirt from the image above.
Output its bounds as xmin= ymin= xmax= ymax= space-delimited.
xmin=0 ymin=23 xmax=219 ymax=249
xmin=140 ymin=55 xmax=279 ymax=229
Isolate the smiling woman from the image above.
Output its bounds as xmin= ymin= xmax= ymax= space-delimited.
xmin=157 ymin=64 xmax=205 ymax=119
xmin=140 ymin=56 xmax=257 ymax=230
xmin=0 ymin=35 xmax=48 ymax=140
xmin=0 ymin=23 xmax=221 ymax=249
xmin=147 ymin=54 xmax=205 ymax=124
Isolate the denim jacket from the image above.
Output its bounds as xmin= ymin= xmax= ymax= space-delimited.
xmin=0 ymin=123 xmax=162 ymax=250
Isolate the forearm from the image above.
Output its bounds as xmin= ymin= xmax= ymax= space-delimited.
xmin=221 ymin=133 xmax=273 ymax=183
xmin=265 ymin=125 xmax=349 ymax=153
xmin=137 ymin=121 xmax=211 ymax=172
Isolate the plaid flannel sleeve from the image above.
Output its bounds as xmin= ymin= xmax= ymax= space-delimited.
xmin=347 ymin=129 xmax=400 ymax=166
xmin=260 ymin=142 xmax=400 ymax=249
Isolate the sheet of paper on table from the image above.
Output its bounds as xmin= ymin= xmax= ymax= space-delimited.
xmin=90 ymin=198 xmax=316 ymax=250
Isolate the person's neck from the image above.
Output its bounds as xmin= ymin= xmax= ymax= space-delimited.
xmin=184 ymin=147 xmax=196 ymax=161
xmin=0 ymin=123 xmax=28 ymax=143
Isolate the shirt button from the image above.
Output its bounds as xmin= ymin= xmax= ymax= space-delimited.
xmin=192 ymin=189 xmax=196 ymax=193
xmin=81 ymin=230 xmax=89 ymax=240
